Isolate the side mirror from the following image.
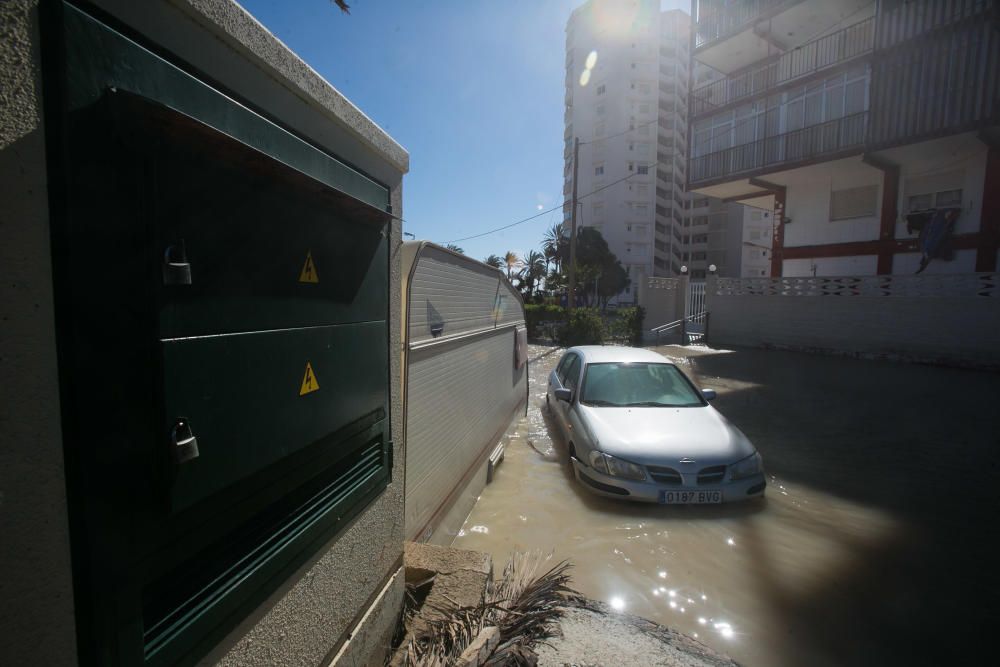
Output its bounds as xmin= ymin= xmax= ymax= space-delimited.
xmin=554 ymin=388 xmax=573 ymax=403
xmin=701 ymin=389 xmax=717 ymax=401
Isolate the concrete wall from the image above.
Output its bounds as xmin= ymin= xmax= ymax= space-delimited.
xmin=705 ymin=274 xmax=1000 ymax=368
xmin=0 ymin=2 xmax=79 ymax=665
xmin=782 ymin=158 xmax=882 ymax=249
xmin=1 ymin=1 xmax=409 ymax=665
xmin=638 ymin=276 xmax=686 ymax=339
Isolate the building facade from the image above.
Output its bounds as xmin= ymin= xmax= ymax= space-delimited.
xmin=687 ymin=0 xmax=1000 ymax=276
xmin=566 ymin=1 xmax=739 ymax=301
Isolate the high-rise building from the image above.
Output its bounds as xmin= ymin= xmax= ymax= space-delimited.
xmin=687 ymin=0 xmax=1000 ymax=276
xmin=565 ymin=1 xmax=726 ymax=301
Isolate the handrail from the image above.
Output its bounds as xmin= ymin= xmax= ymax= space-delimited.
xmin=690 ymin=111 xmax=868 ymax=185
xmin=692 ymin=16 xmax=875 ymax=116
xmin=649 ymin=311 xmax=707 ymax=334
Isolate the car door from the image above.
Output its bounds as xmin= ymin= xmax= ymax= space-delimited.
xmin=553 ymin=354 xmax=583 ymax=437
xmin=560 ymin=355 xmax=587 ymax=449
xmin=548 ymin=352 xmax=577 ymax=432
xmin=548 ymin=353 xmax=571 ymax=407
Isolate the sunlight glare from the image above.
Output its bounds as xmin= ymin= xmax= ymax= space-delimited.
xmin=585 ymin=50 xmax=598 ymax=70
xmin=579 ymin=68 xmax=591 ymax=86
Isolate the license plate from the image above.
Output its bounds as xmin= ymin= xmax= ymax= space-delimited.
xmin=659 ymin=490 xmax=722 ymax=504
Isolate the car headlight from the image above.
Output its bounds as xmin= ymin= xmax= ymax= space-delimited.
xmin=589 ymin=451 xmax=646 ymax=481
xmin=729 ymin=452 xmax=763 ymax=480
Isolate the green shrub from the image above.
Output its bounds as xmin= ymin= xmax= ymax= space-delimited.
xmin=524 ymin=304 xmax=566 ymax=338
xmin=617 ymin=306 xmax=646 ymax=346
xmin=557 ymin=308 xmax=605 ymax=346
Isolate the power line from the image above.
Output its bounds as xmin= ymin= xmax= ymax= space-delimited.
xmin=444 ymin=202 xmax=567 ymax=244
xmin=442 ymin=161 xmax=663 ymax=244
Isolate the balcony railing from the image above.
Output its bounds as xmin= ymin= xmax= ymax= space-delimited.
xmin=690 ymin=111 xmax=867 ymax=184
xmin=695 ymin=0 xmax=794 ymax=48
xmin=692 ymin=17 xmax=874 ymax=116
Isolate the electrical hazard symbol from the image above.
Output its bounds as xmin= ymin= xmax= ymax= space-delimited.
xmin=299 ymin=361 xmax=320 ymax=395
xmin=299 ymin=250 xmax=319 ymax=283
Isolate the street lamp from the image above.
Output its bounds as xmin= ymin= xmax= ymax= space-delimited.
xmin=680 ymin=265 xmax=688 ymax=274
xmin=708 ymin=264 xmax=717 ymax=274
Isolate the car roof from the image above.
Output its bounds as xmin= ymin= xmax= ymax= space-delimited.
xmin=566 ymin=345 xmax=674 ymax=365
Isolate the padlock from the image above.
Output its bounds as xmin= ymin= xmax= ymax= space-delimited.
xmin=163 ymin=243 xmax=192 ymax=285
xmin=170 ymin=419 xmax=200 ymax=464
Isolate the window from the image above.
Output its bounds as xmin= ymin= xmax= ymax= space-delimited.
xmin=637 ymin=165 xmax=649 ymax=175
xmin=635 ymin=203 xmax=649 ymax=216
xmin=565 ymin=354 xmax=581 ymax=391
xmin=830 ymin=185 xmax=878 ymax=220
xmin=596 ymin=83 xmax=606 ymax=95
xmin=628 ymin=162 xmax=634 ymax=171
xmin=638 ymin=102 xmax=651 ymax=114
xmin=907 ymin=188 xmax=963 ymax=212
xmin=638 ymin=124 xmax=649 ymax=136
xmin=558 ymin=353 xmax=581 ymax=389
xmin=592 ymin=202 xmax=604 ymax=219
xmin=638 ymin=82 xmax=651 ymax=95
xmin=626 ymin=224 xmax=632 ymax=232
xmin=594 ymin=122 xmax=605 ymax=137
xmin=595 ymin=103 xmax=606 ymax=116
xmin=594 ymin=164 xmax=604 ymax=176
xmin=636 ymin=185 xmax=649 ymax=197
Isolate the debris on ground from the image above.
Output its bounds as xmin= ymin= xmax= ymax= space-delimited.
xmin=387 ymin=543 xmax=737 ymax=667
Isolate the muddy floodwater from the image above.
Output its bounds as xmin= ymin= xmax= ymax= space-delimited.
xmin=453 ymin=344 xmax=999 ymax=666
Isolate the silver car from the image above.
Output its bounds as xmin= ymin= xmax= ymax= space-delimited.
xmin=546 ymin=346 xmax=765 ymax=504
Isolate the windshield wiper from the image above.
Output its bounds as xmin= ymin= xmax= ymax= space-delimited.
xmin=625 ymin=401 xmax=679 ymax=407
xmin=583 ymin=399 xmax=624 ymax=407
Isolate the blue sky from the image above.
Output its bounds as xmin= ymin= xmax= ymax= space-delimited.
xmin=239 ymin=0 xmax=690 ymax=263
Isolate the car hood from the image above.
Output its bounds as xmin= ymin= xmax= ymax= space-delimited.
xmin=579 ymin=404 xmax=755 ymax=467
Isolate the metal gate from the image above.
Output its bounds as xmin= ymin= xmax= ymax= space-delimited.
xmin=685 ymin=281 xmax=707 ymax=342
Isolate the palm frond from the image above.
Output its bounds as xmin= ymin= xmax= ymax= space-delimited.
xmin=398 ymin=552 xmax=581 ymax=666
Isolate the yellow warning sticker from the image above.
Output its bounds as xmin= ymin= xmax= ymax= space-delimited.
xmin=299 ymin=250 xmax=319 ymax=283
xmin=299 ymin=361 xmax=320 ymax=395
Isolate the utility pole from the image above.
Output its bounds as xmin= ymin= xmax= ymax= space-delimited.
xmin=568 ymin=136 xmax=580 ymax=317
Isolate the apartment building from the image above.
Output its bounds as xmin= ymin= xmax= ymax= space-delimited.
xmin=565 ymin=0 xmax=732 ymax=301
xmin=687 ymin=0 xmax=1000 ymax=277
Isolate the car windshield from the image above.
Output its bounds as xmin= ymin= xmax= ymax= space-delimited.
xmin=580 ymin=362 xmax=705 ymax=408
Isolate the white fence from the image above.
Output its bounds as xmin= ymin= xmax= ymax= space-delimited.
xmin=705 ymin=273 xmax=1000 ymax=368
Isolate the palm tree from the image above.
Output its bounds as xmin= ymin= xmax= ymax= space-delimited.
xmin=484 ymin=254 xmax=504 ymax=269
xmin=542 ymin=222 xmax=567 ymax=273
xmin=445 ymin=244 xmax=465 ymax=254
xmin=503 ymin=251 xmax=521 ymax=282
xmin=519 ymin=250 xmax=546 ymax=300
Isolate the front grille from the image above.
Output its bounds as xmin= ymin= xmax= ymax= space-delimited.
xmin=647 ymin=465 xmax=682 ymax=485
xmin=697 ymin=465 xmax=727 ymax=485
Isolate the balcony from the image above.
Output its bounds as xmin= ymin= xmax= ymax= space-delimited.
xmin=695 ymin=0 xmax=873 ymax=73
xmin=691 ymin=17 xmax=874 ymax=117
xmin=689 ymin=111 xmax=867 ymax=185
xmin=695 ymin=0 xmax=796 ymax=49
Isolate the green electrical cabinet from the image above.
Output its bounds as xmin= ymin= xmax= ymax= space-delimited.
xmin=43 ymin=3 xmax=393 ymax=665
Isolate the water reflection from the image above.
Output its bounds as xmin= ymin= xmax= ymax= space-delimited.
xmin=454 ymin=344 xmax=999 ymax=666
